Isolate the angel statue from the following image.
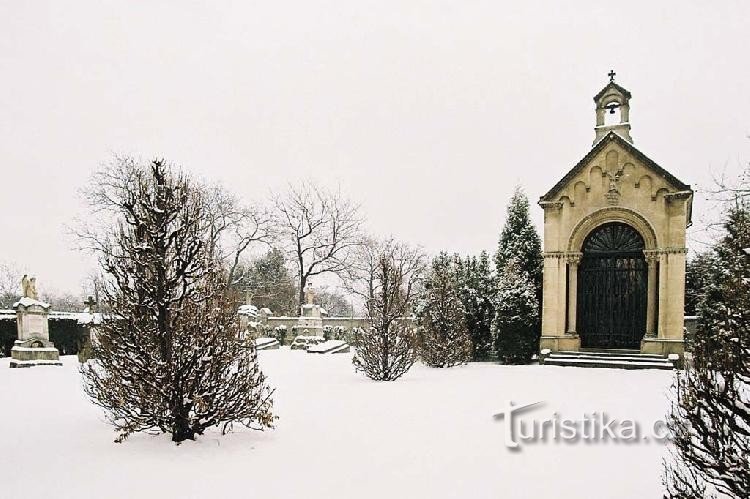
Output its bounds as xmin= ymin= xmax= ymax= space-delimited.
xmin=21 ymin=274 xmax=39 ymax=300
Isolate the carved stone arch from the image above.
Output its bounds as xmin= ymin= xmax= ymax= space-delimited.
xmin=654 ymin=187 xmax=670 ymax=201
xmin=567 ymin=207 xmax=658 ymax=252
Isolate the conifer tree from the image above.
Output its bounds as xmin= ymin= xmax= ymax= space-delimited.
xmin=664 ymin=203 xmax=750 ymax=498
xmin=494 ymin=186 xmax=543 ymax=297
xmin=684 ymin=250 xmax=716 ymax=317
xmin=457 ymin=252 xmax=495 ymax=361
xmin=79 ymin=158 xmax=275 ymax=443
xmin=417 ymin=253 xmax=471 ymax=368
xmin=494 ymin=257 xmax=539 ymax=364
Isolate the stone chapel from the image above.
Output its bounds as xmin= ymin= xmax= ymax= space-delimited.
xmin=539 ymin=73 xmax=693 ymax=357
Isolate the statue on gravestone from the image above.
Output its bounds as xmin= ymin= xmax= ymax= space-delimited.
xmin=305 ymin=282 xmax=315 ymax=305
xmin=29 ymin=277 xmax=38 ymax=300
xmin=21 ymin=274 xmax=30 ymax=297
xmin=21 ymin=275 xmax=39 ymax=299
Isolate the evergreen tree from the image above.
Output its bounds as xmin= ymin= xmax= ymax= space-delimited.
xmin=684 ymin=250 xmax=717 ymax=317
xmin=457 ymin=251 xmax=495 ymax=361
xmin=80 ymin=159 xmax=275 ymax=443
xmin=494 ymin=186 xmax=543 ymax=297
xmin=494 ymin=257 xmax=539 ymax=364
xmin=417 ymin=253 xmax=471 ymax=368
xmin=664 ymin=204 xmax=750 ymax=498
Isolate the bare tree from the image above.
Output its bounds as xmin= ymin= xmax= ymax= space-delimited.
xmin=0 ymin=261 xmax=21 ymax=308
xmin=79 ymin=158 xmax=274 ymax=443
xmin=343 ymin=236 xmax=380 ymax=309
xmin=199 ymin=184 xmax=274 ymax=286
xmin=80 ymin=155 xmax=273 ymax=288
xmin=273 ymin=182 xmax=362 ymax=306
xmin=352 ymin=239 xmax=425 ymax=381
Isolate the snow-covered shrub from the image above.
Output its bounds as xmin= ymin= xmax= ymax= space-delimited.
xmin=272 ymin=325 xmax=288 ymax=345
xmin=352 ymin=239 xmax=424 ymax=381
xmin=79 ymin=158 xmax=275 ymax=443
xmin=321 ymin=325 xmax=347 ymax=341
xmin=417 ymin=253 xmax=471 ymax=368
xmin=333 ymin=325 xmax=346 ymax=341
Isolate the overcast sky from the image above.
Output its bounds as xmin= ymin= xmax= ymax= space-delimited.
xmin=1 ymin=1 xmax=749 ymax=295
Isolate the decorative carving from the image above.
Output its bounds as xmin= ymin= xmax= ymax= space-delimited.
xmin=565 ymin=252 xmax=583 ymax=265
xmin=539 ymin=201 xmax=563 ymax=211
xmin=643 ymin=250 xmax=661 ymax=264
xmin=664 ymin=191 xmax=692 ymax=203
xmin=543 ymin=252 xmax=568 ymax=259
xmin=604 ymin=167 xmax=624 ymax=205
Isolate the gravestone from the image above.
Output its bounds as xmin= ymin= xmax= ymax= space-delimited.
xmin=10 ymin=276 xmax=62 ymax=368
xmin=295 ymin=283 xmax=324 ymax=336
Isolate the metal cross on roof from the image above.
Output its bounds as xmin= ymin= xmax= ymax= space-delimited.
xmin=608 ymin=70 xmax=616 ymax=82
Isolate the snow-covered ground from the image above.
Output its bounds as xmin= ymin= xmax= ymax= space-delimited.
xmin=0 ymin=350 xmax=674 ymax=498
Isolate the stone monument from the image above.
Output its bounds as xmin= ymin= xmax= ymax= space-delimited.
xmin=10 ymin=275 xmax=62 ymax=368
xmin=295 ymin=282 xmax=324 ymax=336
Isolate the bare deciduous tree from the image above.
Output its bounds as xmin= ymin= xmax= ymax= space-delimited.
xmin=273 ymin=182 xmax=362 ymax=306
xmin=0 ymin=261 xmax=21 ymax=308
xmin=352 ymin=239 xmax=424 ymax=381
xmin=199 ymin=184 xmax=274 ymax=286
xmin=79 ymin=155 xmax=273 ymax=288
xmin=79 ymin=158 xmax=274 ymax=443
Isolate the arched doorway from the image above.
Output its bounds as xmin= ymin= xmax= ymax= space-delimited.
xmin=576 ymin=222 xmax=648 ymax=349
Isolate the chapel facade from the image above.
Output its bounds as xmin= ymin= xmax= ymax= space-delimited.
xmin=539 ymin=74 xmax=693 ymax=357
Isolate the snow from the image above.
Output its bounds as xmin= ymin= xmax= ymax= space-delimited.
xmin=0 ymin=352 xmax=674 ymax=499
xmin=10 ymin=346 xmax=59 ymax=352
xmin=237 ymin=304 xmax=259 ymax=317
xmin=307 ymin=339 xmax=349 ymax=354
xmin=12 ymin=297 xmax=51 ymax=309
xmin=255 ymin=337 xmax=280 ymax=350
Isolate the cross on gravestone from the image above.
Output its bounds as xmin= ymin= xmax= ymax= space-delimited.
xmin=608 ymin=70 xmax=616 ymax=82
xmin=83 ymin=296 xmax=97 ymax=310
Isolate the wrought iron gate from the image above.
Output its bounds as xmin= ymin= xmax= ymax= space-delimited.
xmin=577 ymin=223 xmax=647 ymax=349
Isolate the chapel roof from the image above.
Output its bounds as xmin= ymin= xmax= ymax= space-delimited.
xmin=539 ymin=131 xmax=691 ymax=202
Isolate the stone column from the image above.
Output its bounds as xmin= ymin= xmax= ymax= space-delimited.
xmin=565 ymin=252 xmax=582 ymax=335
xmin=656 ymin=251 xmax=669 ymax=339
xmin=644 ymin=250 xmax=659 ymax=338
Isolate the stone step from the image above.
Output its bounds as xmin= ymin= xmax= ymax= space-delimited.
xmin=549 ymin=353 xmax=671 ymax=363
xmin=543 ymin=357 xmax=674 ymax=370
xmin=559 ymin=349 xmax=665 ymax=358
